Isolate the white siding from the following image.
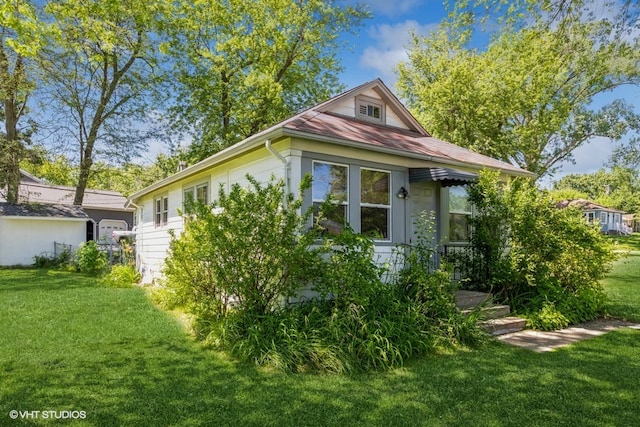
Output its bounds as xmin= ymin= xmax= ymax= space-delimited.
xmin=386 ymin=108 xmax=410 ymax=129
xmin=135 ymin=150 xmax=288 ymax=283
xmin=0 ymin=217 xmax=85 ymax=266
xmin=330 ymin=97 xmax=356 ymax=117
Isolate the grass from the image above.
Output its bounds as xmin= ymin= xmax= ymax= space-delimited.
xmin=603 ymin=254 xmax=640 ymax=322
xmin=1 ymin=266 xmax=639 ymax=426
xmin=607 ymin=232 xmax=640 ymax=252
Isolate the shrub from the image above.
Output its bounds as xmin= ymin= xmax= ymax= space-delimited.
xmin=162 ymin=175 xmax=485 ymax=372
xmin=162 ymin=174 xmax=321 ymax=319
xmin=101 ymin=264 xmax=141 ymax=288
xmin=460 ymin=171 xmax=614 ymax=328
xmin=396 ymin=212 xmax=486 ymax=348
xmin=33 ymin=249 xmax=73 ymax=269
xmin=313 ymin=226 xmax=385 ymax=308
xmin=75 ymin=241 xmax=109 ymax=276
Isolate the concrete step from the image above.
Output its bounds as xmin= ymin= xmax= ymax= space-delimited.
xmin=463 ymin=304 xmax=511 ymax=319
xmin=481 ymin=316 xmax=527 ymax=336
xmin=455 ymin=290 xmax=492 ymax=309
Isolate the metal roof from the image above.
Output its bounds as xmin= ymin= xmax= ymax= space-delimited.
xmin=128 ymin=79 xmax=535 ymax=202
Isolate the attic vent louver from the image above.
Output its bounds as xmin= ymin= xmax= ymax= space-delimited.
xmin=356 ymin=95 xmax=384 ymax=123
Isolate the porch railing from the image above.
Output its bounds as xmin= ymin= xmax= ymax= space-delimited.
xmin=441 ymin=243 xmax=491 ymax=285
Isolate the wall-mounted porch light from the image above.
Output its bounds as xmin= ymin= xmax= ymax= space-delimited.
xmin=396 ymin=186 xmax=409 ymax=199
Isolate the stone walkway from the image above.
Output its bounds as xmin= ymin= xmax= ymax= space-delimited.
xmin=497 ymin=319 xmax=640 ymax=352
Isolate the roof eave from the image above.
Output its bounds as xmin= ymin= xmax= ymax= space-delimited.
xmin=128 ymin=128 xmax=286 ymax=203
xmin=82 ymin=205 xmax=134 ymax=212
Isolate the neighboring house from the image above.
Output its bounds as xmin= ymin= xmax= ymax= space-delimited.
xmin=557 ymin=199 xmax=632 ymax=235
xmin=127 ymin=79 xmax=534 ymax=283
xmin=0 ymin=171 xmax=133 ymax=266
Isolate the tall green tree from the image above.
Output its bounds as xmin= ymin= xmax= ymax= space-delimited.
xmin=166 ymin=0 xmax=369 ymax=162
xmin=20 ymin=147 xmax=75 ymax=186
xmin=38 ymin=0 xmax=170 ymax=205
xmin=21 ymin=147 xmax=178 ymax=196
xmin=0 ymin=0 xmax=41 ymax=203
xmin=397 ymin=0 xmax=640 ymax=178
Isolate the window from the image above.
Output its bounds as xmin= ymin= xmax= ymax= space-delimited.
xmin=360 ymin=103 xmax=381 ymax=119
xmin=155 ymin=195 xmax=168 ymax=227
xmin=183 ymin=183 xmax=209 ymax=210
xmin=196 ymin=184 xmax=209 ymax=204
xmin=312 ymin=161 xmax=348 ymax=233
xmin=356 ymin=95 xmax=384 ymax=124
xmin=448 ymin=186 xmax=471 ymax=242
xmin=360 ymin=168 xmax=390 ymax=240
xmin=586 ymin=212 xmax=595 ymax=223
xmin=183 ymin=187 xmax=195 ymax=208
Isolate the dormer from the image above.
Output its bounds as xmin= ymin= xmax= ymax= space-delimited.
xmin=315 ymin=78 xmax=429 ymax=136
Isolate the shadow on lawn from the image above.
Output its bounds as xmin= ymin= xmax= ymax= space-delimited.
xmin=0 ymin=269 xmax=96 ymax=292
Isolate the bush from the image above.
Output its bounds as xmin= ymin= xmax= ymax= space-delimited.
xmin=162 ymin=174 xmax=321 ymax=319
xmin=460 ymin=171 xmax=614 ymax=328
xmin=101 ymin=264 xmax=141 ymax=288
xmin=162 ymin=175 xmax=484 ymax=373
xmin=33 ymin=249 xmax=73 ymax=269
xmin=313 ymin=226 xmax=385 ymax=308
xmin=75 ymin=241 xmax=109 ymax=276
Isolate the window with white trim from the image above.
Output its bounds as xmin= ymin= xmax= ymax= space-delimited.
xmin=360 ymin=168 xmax=391 ymax=240
xmin=312 ymin=161 xmax=348 ymax=233
xmin=448 ymin=186 xmax=471 ymax=242
xmin=155 ymin=195 xmax=168 ymax=227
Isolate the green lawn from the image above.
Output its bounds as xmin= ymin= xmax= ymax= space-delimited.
xmin=607 ymin=232 xmax=640 ymax=252
xmin=603 ymin=254 xmax=640 ymax=322
xmin=1 ymin=266 xmax=639 ymax=426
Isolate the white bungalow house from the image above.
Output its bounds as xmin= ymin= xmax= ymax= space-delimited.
xmin=127 ymin=79 xmax=534 ymax=283
xmin=557 ymin=199 xmax=632 ymax=235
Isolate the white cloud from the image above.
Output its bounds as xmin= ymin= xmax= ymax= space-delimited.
xmin=363 ymin=0 xmax=425 ymax=18
xmin=359 ymin=20 xmax=437 ymax=83
xmin=538 ymin=136 xmax=616 ymax=188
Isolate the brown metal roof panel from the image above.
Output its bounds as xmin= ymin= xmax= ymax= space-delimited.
xmin=285 ymin=112 xmax=529 ymax=175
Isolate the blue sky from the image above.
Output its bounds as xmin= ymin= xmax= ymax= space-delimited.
xmin=336 ymin=0 xmax=640 ymax=185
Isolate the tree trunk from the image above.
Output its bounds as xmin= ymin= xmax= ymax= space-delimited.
xmin=2 ymin=99 xmax=21 ymax=204
xmin=73 ymin=141 xmax=94 ymax=206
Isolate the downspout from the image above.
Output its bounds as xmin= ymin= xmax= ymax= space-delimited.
xmin=265 ymin=139 xmax=290 ymax=207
